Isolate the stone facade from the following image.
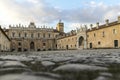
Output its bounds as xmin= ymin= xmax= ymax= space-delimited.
xmin=57 ymin=30 xmax=77 ymax=50
xmin=6 ymin=22 xmax=62 ymax=52
xmin=87 ymin=16 xmax=120 ymax=49
xmin=57 ymin=16 xmax=120 ymax=50
xmin=2 ymin=16 xmax=120 ymax=52
xmin=0 ymin=26 xmax=10 ymax=52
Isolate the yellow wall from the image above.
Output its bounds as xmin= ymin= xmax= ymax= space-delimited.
xmin=57 ymin=35 xmax=77 ymax=50
xmin=87 ymin=24 xmax=120 ymax=48
xmin=0 ymin=30 xmax=10 ymax=51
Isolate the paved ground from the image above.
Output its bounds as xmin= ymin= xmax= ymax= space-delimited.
xmin=0 ymin=49 xmax=120 ymax=80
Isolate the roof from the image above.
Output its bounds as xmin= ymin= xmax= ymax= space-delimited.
xmin=57 ymin=33 xmax=76 ymax=40
xmin=87 ymin=21 xmax=120 ymax=32
xmin=0 ymin=26 xmax=11 ymax=41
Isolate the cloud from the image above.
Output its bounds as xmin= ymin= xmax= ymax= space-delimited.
xmin=0 ymin=0 xmax=120 ymax=32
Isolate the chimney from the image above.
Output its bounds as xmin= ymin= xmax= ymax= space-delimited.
xmin=118 ymin=16 xmax=120 ymax=23
xmin=9 ymin=25 xmax=11 ymax=28
xmin=105 ymin=19 xmax=109 ymax=26
xmin=90 ymin=24 xmax=93 ymax=30
xmin=19 ymin=24 xmax=21 ymax=27
xmin=96 ymin=22 xmax=99 ymax=28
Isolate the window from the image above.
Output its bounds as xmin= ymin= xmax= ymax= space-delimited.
xmin=94 ymin=33 xmax=96 ymax=37
xmin=43 ymin=43 xmax=46 ymax=46
xmin=98 ymin=41 xmax=101 ymax=45
xmin=113 ymin=29 xmax=117 ymax=34
xmin=43 ymin=33 xmax=45 ymax=38
xmin=72 ymin=38 xmax=74 ymax=40
xmin=19 ymin=33 xmax=21 ymax=37
xmin=87 ymin=35 xmax=89 ymax=37
xmin=31 ymin=33 xmax=33 ymax=38
xmin=102 ymin=31 xmax=105 ymax=37
xmin=18 ymin=42 xmax=21 ymax=46
xmin=49 ymin=34 xmax=50 ymax=38
xmin=38 ymin=33 xmax=40 ymax=38
xmin=75 ymin=45 xmax=76 ymax=47
xmin=12 ymin=32 xmax=15 ymax=37
xmin=25 ymin=33 xmax=27 ymax=37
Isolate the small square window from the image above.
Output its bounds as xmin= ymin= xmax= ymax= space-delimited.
xmin=98 ymin=41 xmax=101 ymax=45
xmin=43 ymin=43 xmax=46 ymax=46
xmin=18 ymin=42 xmax=21 ymax=46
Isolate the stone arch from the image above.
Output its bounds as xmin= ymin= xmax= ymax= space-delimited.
xmin=77 ymin=32 xmax=87 ymax=49
xmin=79 ymin=36 xmax=84 ymax=46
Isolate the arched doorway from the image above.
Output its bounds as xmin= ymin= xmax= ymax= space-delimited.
xmin=78 ymin=36 xmax=84 ymax=48
xmin=30 ymin=42 xmax=34 ymax=50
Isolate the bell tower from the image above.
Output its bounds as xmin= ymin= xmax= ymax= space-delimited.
xmin=56 ymin=20 xmax=64 ymax=32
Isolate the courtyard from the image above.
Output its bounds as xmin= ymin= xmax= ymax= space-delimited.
xmin=0 ymin=49 xmax=120 ymax=80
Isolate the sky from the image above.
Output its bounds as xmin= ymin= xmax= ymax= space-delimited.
xmin=0 ymin=0 xmax=120 ymax=32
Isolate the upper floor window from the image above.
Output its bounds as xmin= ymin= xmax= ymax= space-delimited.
xmin=31 ymin=33 xmax=33 ymax=38
xmin=43 ymin=33 xmax=45 ymax=38
xmin=12 ymin=32 xmax=15 ymax=37
xmin=102 ymin=31 xmax=105 ymax=37
xmin=113 ymin=29 xmax=117 ymax=34
xmin=38 ymin=33 xmax=40 ymax=38
xmin=49 ymin=34 xmax=50 ymax=38
xmin=25 ymin=33 xmax=27 ymax=37
xmin=19 ymin=33 xmax=21 ymax=37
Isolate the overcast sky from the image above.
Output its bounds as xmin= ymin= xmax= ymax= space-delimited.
xmin=0 ymin=0 xmax=120 ymax=32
